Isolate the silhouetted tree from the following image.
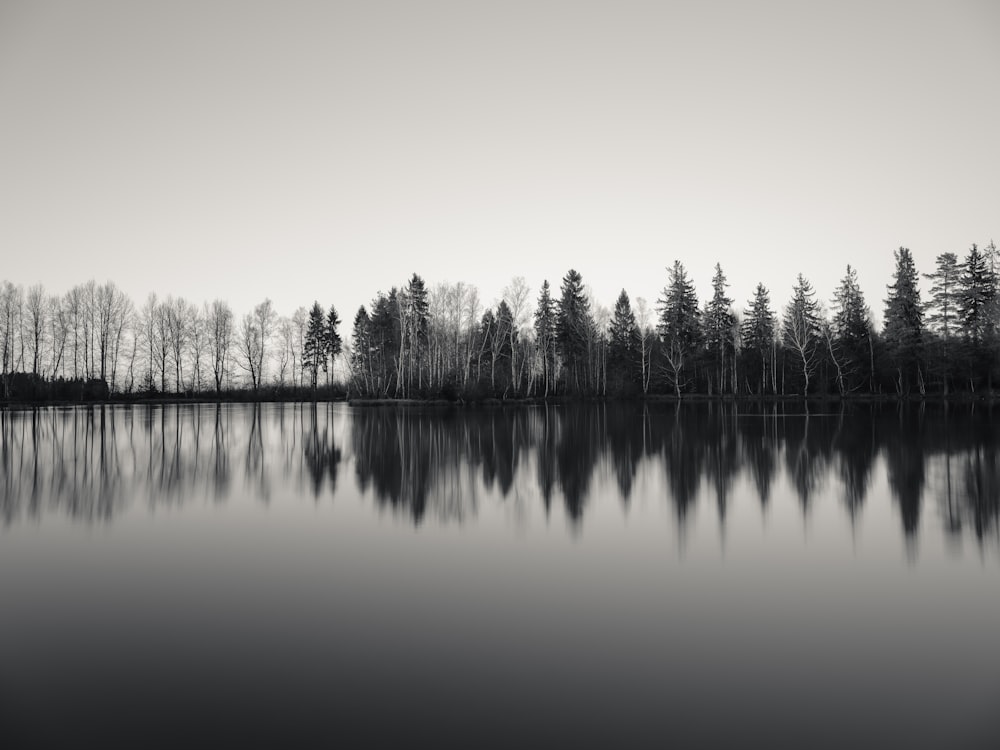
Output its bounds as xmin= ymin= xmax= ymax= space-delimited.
xmin=657 ymin=261 xmax=701 ymax=397
xmin=534 ymin=280 xmax=557 ymax=396
xmin=703 ymin=263 xmax=735 ymax=395
xmin=608 ymin=289 xmax=640 ymax=394
xmin=303 ymin=302 xmax=326 ymax=389
xmin=325 ymin=305 xmax=342 ymax=387
xmin=742 ymin=283 xmax=775 ymax=395
xmin=924 ymin=252 xmax=961 ymax=340
xmin=831 ymin=265 xmax=873 ymax=393
xmin=883 ymin=247 xmax=924 ymax=395
xmin=556 ymin=269 xmax=593 ymax=394
xmin=782 ymin=274 xmax=821 ymax=396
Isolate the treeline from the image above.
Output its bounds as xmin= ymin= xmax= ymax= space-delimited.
xmin=1 ymin=240 xmax=997 ymax=401
xmin=347 ymin=242 xmax=999 ymax=399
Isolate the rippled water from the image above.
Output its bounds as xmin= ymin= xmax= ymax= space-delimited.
xmin=1 ymin=402 xmax=998 ymax=748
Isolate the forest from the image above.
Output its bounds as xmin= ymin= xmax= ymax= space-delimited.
xmin=0 ymin=242 xmax=997 ymax=402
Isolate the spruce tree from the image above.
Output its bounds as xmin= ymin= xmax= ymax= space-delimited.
xmin=608 ymin=289 xmax=640 ymax=392
xmin=350 ymin=306 xmax=371 ymax=395
xmin=657 ymin=260 xmax=701 ymax=396
xmin=782 ymin=274 xmax=820 ymax=396
xmin=923 ymin=252 xmax=960 ymax=339
xmin=534 ymin=280 xmax=557 ymax=396
xmin=404 ymin=274 xmax=429 ymax=393
xmin=958 ymin=243 xmax=995 ymax=346
xmin=831 ymin=265 xmax=872 ymax=391
xmin=325 ymin=306 xmax=342 ymax=386
xmin=704 ymin=263 xmax=735 ymax=394
xmin=883 ymin=247 xmax=924 ymax=393
xmin=742 ymin=283 xmax=775 ymax=394
xmin=303 ymin=302 xmax=326 ymax=389
xmin=556 ymin=269 xmax=593 ymax=393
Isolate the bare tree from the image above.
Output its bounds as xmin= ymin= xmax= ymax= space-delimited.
xmin=188 ymin=305 xmax=207 ymax=391
xmin=206 ymin=299 xmax=234 ymax=395
xmin=291 ymin=307 xmax=308 ymax=387
xmin=47 ymin=294 xmax=68 ymax=379
xmin=254 ymin=298 xmax=277 ymax=387
xmin=237 ymin=312 xmax=261 ymax=389
xmin=25 ymin=284 xmax=46 ymax=376
xmin=277 ymin=316 xmax=294 ymax=386
xmin=502 ymin=276 xmax=531 ymax=395
xmin=635 ymin=297 xmax=654 ymax=395
xmin=165 ymin=296 xmax=191 ymax=392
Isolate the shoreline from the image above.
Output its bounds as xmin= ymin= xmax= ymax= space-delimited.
xmin=2 ymin=392 xmax=997 ymax=409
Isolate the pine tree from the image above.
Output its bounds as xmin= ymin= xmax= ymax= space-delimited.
xmin=350 ymin=306 xmax=371 ymax=395
xmin=657 ymin=260 xmax=701 ymax=397
xmin=704 ymin=263 xmax=735 ymax=394
xmin=923 ymin=252 xmax=960 ymax=340
xmin=303 ymin=302 xmax=326 ymax=389
xmin=325 ymin=306 xmax=342 ymax=386
xmin=556 ymin=269 xmax=593 ymax=393
xmin=831 ymin=265 xmax=872 ymax=392
xmin=782 ymin=274 xmax=820 ymax=396
xmin=369 ymin=290 xmax=401 ymax=396
xmin=958 ymin=243 xmax=995 ymax=346
xmin=883 ymin=247 xmax=924 ymax=393
xmin=534 ymin=280 xmax=557 ymax=396
xmin=608 ymin=289 xmax=640 ymax=392
xmin=403 ymin=273 xmax=429 ymax=394
xmin=742 ymin=283 xmax=775 ymax=395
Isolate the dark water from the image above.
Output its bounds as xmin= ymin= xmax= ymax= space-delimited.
xmin=1 ymin=402 xmax=998 ymax=748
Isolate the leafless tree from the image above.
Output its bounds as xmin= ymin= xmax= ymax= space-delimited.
xmin=206 ymin=300 xmax=234 ymax=395
xmin=25 ymin=284 xmax=46 ymax=376
xmin=635 ymin=297 xmax=654 ymax=395
xmin=503 ymin=276 xmax=531 ymax=395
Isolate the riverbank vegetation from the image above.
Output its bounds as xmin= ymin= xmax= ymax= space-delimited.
xmin=2 ymin=242 xmax=998 ymax=403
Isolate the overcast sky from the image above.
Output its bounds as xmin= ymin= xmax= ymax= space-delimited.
xmin=1 ymin=0 xmax=997 ymax=327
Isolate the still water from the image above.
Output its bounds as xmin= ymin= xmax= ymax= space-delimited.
xmin=1 ymin=402 xmax=998 ymax=748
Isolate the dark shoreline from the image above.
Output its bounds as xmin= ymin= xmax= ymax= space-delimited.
xmin=2 ymin=392 xmax=998 ymax=409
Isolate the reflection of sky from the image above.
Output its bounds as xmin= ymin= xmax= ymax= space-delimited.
xmin=0 ymin=403 xmax=998 ymax=747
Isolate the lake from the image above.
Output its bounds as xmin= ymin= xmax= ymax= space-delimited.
xmin=1 ymin=402 xmax=998 ymax=748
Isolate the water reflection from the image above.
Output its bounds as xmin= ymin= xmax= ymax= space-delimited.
xmin=1 ymin=402 xmax=999 ymax=553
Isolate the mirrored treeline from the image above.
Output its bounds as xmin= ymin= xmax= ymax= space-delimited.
xmin=1 ymin=403 xmax=999 ymax=552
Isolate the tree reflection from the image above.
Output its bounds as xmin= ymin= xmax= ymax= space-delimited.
xmin=833 ymin=406 xmax=877 ymax=526
xmin=303 ymin=403 xmax=341 ymax=499
xmin=883 ymin=406 xmax=925 ymax=540
xmin=1 ymin=402 xmax=999 ymax=554
xmin=736 ymin=407 xmax=778 ymax=511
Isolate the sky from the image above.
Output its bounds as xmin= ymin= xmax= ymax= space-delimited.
xmin=1 ymin=0 xmax=998 ymax=328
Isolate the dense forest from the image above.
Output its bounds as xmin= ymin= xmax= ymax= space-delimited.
xmin=1 ymin=242 xmax=998 ymax=402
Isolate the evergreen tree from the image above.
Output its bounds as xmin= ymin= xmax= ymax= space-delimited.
xmin=703 ymin=263 xmax=735 ymax=394
xmin=831 ymin=265 xmax=872 ymax=392
xmin=350 ymin=306 xmax=371 ymax=395
xmin=556 ymin=269 xmax=593 ymax=393
xmin=923 ymin=252 xmax=960 ymax=339
xmin=958 ymin=243 xmax=995 ymax=346
xmin=325 ymin=306 xmax=342 ymax=385
xmin=742 ymin=283 xmax=775 ymax=395
xmin=657 ymin=260 xmax=701 ymax=397
xmin=494 ymin=300 xmax=515 ymax=394
xmin=403 ymin=273 xmax=429 ymax=394
xmin=303 ymin=302 xmax=326 ymax=389
xmin=369 ymin=290 xmax=401 ymax=396
xmin=883 ymin=247 xmax=924 ymax=394
xmin=956 ymin=243 xmax=997 ymax=390
xmin=608 ymin=289 xmax=640 ymax=392
xmin=533 ymin=280 xmax=557 ymax=396
xmin=782 ymin=274 xmax=820 ymax=396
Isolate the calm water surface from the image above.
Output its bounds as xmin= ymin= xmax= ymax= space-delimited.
xmin=1 ymin=402 xmax=998 ymax=748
